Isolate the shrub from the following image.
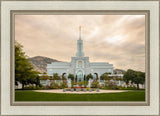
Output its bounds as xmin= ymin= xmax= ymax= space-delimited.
xmin=52 ymin=73 xmax=61 ymax=80
xmin=39 ymin=74 xmax=50 ymax=80
xmin=86 ymin=73 xmax=93 ymax=81
xmin=118 ymin=86 xmax=137 ymax=90
xmin=91 ymin=80 xmax=99 ymax=88
xmin=108 ymin=81 xmax=117 ymax=89
xmin=23 ymin=85 xmax=43 ymax=90
xmin=61 ymin=80 xmax=68 ymax=88
xmin=100 ymin=73 xmax=110 ymax=80
xmin=39 ymin=84 xmax=43 ymax=87
xmin=71 ymin=81 xmax=76 ymax=88
xmin=78 ymin=81 xmax=83 ymax=87
xmin=46 ymin=85 xmax=50 ymax=89
xmin=84 ymin=81 xmax=88 ymax=88
xmin=50 ymin=81 xmax=59 ymax=89
xmin=68 ymin=74 xmax=74 ymax=81
xmin=104 ymin=81 xmax=109 ymax=87
xmin=62 ymin=74 xmax=67 ymax=80
xmin=86 ymin=87 xmax=91 ymax=91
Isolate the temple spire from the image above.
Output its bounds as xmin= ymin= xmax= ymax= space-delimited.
xmin=79 ymin=26 xmax=81 ymax=40
xmin=76 ymin=26 xmax=84 ymax=57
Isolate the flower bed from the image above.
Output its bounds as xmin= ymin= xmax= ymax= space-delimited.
xmin=64 ymin=87 xmax=98 ymax=91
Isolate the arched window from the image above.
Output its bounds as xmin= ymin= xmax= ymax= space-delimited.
xmin=78 ymin=61 xmax=82 ymax=68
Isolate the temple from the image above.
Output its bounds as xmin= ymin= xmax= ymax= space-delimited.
xmin=47 ymin=26 xmax=114 ymax=81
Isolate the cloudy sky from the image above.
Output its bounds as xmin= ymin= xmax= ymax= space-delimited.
xmin=15 ymin=15 xmax=145 ymax=72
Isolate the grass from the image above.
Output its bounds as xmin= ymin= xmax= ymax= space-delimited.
xmin=102 ymin=87 xmax=145 ymax=90
xmin=15 ymin=90 xmax=145 ymax=101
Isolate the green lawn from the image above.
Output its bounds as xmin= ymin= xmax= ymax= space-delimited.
xmin=15 ymin=90 xmax=145 ymax=101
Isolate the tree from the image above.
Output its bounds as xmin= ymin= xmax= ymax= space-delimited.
xmin=15 ymin=41 xmax=37 ymax=89
xmin=35 ymin=75 xmax=41 ymax=87
xmin=132 ymin=71 xmax=145 ymax=90
xmin=86 ymin=73 xmax=93 ymax=81
xmin=123 ymin=69 xmax=135 ymax=86
xmin=27 ymin=71 xmax=39 ymax=87
xmin=94 ymin=73 xmax=99 ymax=80
xmin=104 ymin=72 xmax=111 ymax=75
xmin=68 ymin=74 xmax=74 ymax=81
xmin=91 ymin=80 xmax=99 ymax=88
xmin=52 ymin=73 xmax=61 ymax=80
xmin=40 ymin=74 xmax=50 ymax=80
xmin=100 ymin=73 xmax=110 ymax=80
xmin=62 ymin=76 xmax=67 ymax=80
xmin=62 ymin=73 xmax=67 ymax=80
xmin=123 ymin=69 xmax=145 ymax=90
xmin=83 ymin=75 xmax=86 ymax=81
xmin=75 ymin=75 xmax=77 ymax=82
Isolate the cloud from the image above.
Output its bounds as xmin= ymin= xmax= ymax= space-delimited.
xmin=15 ymin=15 xmax=145 ymax=71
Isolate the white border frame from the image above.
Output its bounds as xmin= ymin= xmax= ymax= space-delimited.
xmin=1 ymin=1 xmax=159 ymax=115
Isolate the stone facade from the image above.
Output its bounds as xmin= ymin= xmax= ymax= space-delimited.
xmin=47 ymin=27 xmax=114 ymax=81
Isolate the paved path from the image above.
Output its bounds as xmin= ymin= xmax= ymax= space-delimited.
xmin=34 ymin=89 xmax=129 ymax=94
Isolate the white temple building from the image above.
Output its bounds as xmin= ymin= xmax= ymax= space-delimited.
xmin=47 ymin=26 xmax=114 ymax=81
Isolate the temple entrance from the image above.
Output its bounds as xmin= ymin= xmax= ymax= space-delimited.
xmin=76 ymin=70 xmax=83 ymax=82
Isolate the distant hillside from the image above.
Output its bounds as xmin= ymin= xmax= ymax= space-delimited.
xmin=28 ymin=56 xmax=60 ymax=73
xmin=113 ymin=69 xmax=126 ymax=74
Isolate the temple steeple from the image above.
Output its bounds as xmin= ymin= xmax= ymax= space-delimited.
xmin=76 ymin=26 xmax=84 ymax=57
xmin=79 ymin=26 xmax=81 ymax=39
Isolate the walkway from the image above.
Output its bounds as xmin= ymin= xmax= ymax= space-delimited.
xmin=34 ymin=89 xmax=129 ymax=94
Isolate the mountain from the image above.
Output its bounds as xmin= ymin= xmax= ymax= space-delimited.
xmin=113 ymin=69 xmax=126 ymax=74
xmin=28 ymin=56 xmax=60 ymax=73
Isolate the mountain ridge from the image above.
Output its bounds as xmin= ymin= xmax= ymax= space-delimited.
xmin=28 ymin=56 xmax=60 ymax=73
